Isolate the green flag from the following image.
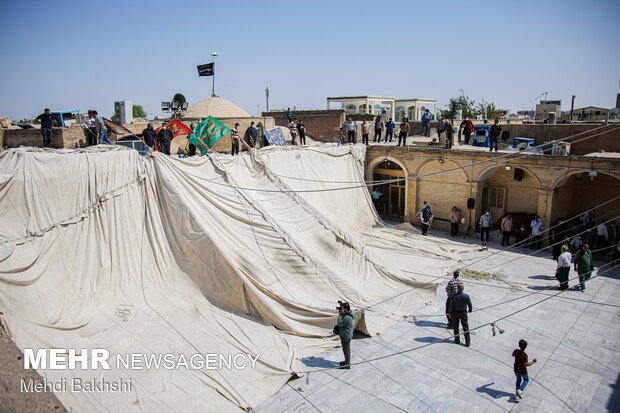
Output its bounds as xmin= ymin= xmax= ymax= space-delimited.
xmin=190 ymin=116 xmax=231 ymax=154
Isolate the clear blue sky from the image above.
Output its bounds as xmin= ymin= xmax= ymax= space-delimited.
xmin=1 ymin=0 xmax=618 ymax=120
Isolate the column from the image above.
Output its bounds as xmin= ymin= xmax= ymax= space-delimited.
xmin=537 ymin=187 xmax=554 ymax=247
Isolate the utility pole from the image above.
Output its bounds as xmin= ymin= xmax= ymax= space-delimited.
xmin=265 ymin=87 xmax=270 ymax=112
xmin=211 ymin=52 xmax=218 ymax=97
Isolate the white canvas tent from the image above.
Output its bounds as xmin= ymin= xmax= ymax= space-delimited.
xmin=0 ymin=145 xmax=466 ymax=412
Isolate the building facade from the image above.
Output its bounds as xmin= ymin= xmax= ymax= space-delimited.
xmin=327 ymin=96 xmax=437 ymax=121
xmin=365 ymin=146 xmax=620 ymax=243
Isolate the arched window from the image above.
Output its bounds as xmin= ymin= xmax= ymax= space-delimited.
xmin=373 ymin=104 xmax=382 ymax=115
xmin=407 ymin=106 xmax=417 ymax=120
xmin=395 ymin=106 xmax=406 ymax=121
xmin=345 ymin=104 xmax=356 ymax=115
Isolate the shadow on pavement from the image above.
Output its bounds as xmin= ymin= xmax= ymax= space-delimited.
xmin=476 ymin=382 xmax=515 ymax=400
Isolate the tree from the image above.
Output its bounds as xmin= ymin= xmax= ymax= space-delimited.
xmin=474 ymin=101 xmax=504 ymax=120
xmin=439 ymin=95 xmax=477 ymax=120
xmin=439 ymin=95 xmax=502 ymax=120
xmin=133 ymin=104 xmax=147 ymax=118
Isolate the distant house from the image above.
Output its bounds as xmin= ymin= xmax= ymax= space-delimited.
xmin=535 ymin=100 xmax=561 ymax=121
xmin=326 ymin=95 xmax=437 ymax=121
xmin=561 ymin=106 xmax=610 ymax=122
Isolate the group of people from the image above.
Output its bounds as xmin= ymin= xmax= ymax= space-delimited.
xmin=287 ymin=119 xmax=306 ymax=146
xmin=35 ymin=108 xmax=110 ymax=148
xmin=444 ymin=271 xmax=539 ymax=402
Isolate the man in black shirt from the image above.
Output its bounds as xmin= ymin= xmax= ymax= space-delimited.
xmin=35 ymin=108 xmax=55 ymax=147
xmin=449 ymin=282 xmax=473 ymax=346
xmin=489 ymin=119 xmax=502 ymax=152
xmin=157 ymin=124 xmax=172 ymax=155
xmin=246 ymin=121 xmax=257 ymax=148
xmin=142 ymin=123 xmax=157 ymax=149
xmin=297 ymin=120 xmax=306 ymax=145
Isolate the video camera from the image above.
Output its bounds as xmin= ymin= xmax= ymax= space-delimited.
xmin=336 ymin=300 xmax=350 ymax=312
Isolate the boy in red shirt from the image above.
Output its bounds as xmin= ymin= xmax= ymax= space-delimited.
xmin=512 ymin=339 xmax=538 ymax=402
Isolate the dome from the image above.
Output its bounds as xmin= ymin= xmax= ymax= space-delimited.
xmin=183 ymin=96 xmax=250 ymax=119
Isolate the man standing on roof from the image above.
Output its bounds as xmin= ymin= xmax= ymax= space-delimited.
xmin=297 ymin=120 xmax=306 ymax=145
xmin=92 ymin=110 xmax=111 ymax=145
xmin=83 ymin=110 xmax=98 ymax=146
xmin=346 ymin=117 xmax=356 ymax=144
xmin=230 ymin=123 xmax=240 ymax=155
xmin=288 ymin=119 xmax=298 ymax=145
xmin=460 ymin=116 xmax=474 ymax=145
xmin=449 ymin=282 xmax=472 ymax=347
xmin=489 ymin=119 xmax=502 ymax=152
xmin=157 ymin=123 xmax=172 ymax=155
xmin=445 ymin=270 xmax=460 ymax=329
xmin=361 ymin=120 xmax=369 ymax=145
xmin=142 ymin=123 xmax=157 ymax=149
xmin=385 ymin=118 xmax=395 ymax=142
xmin=398 ymin=117 xmax=410 ymax=146
xmin=373 ymin=115 xmax=383 ymax=143
xmin=246 ymin=121 xmax=257 ymax=148
xmin=35 ymin=108 xmax=55 ymax=147
xmin=421 ymin=109 xmax=433 ymax=137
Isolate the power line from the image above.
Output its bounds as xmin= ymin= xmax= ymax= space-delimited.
xmin=303 ymin=261 xmax=619 ymax=374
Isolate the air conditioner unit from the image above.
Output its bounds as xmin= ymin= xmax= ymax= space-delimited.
xmin=114 ymin=101 xmax=133 ymax=124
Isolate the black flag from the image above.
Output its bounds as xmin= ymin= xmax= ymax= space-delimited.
xmin=197 ymin=63 xmax=214 ymax=77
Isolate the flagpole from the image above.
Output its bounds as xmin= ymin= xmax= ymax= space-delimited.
xmin=211 ymin=52 xmax=218 ymax=97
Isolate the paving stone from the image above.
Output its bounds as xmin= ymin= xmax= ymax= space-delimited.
xmin=256 ymin=240 xmax=620 ymax=412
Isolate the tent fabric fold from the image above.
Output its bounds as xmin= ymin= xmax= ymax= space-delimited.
xmin=0 ymin=145 xmax=468 ymax=412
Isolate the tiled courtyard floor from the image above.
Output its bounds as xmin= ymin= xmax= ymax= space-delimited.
xmin=256 ymin=235 xmax=620 ymax=413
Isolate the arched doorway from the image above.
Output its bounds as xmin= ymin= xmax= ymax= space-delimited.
xmin=372 ymin=159 xmax=406 ymax=220
xmin=552 ymin=171 xmax=620 ymax=228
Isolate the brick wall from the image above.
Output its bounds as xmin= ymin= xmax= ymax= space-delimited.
xmin=499 ymin=123 xmax=620 ymax=155
xmin=4 ymin=128 xmax=66 ymax=148
xmin=2 ymin=117 xmax=275 ymax=153
xmin=263 ymin=109 xmax=344 ymax=142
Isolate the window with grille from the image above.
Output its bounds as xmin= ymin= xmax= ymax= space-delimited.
xmin=489 ymin=187 xmax=506 ymax=208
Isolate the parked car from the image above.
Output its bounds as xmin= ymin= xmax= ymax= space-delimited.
xmin=502 ymin=137 xmax=543 ymax=154
xmin=496 ymin=212 xmax=537 ymax=241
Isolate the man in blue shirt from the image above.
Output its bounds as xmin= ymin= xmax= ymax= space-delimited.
xmin=420 ymin=201 xmax=433 ymax=235
xmin=421 ymin=109 xmax=433 ymax=137
xmin=449 ymin=282 xmax=473 ymax=346
xmin=337 ymin=302 xmax=354 ymax=369
xmin=385 ymin=118 xmax=395 ymax=142
xmin=246 ymin=121 xmax=257 ymax=148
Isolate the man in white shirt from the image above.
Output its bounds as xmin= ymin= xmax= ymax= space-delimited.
xmin=530 ymin=215 xmax=544 ymax=250
xmin=346 ymin=118 xmax=356 ymax=144
xmin=597 ymin=221 xmax=609 ymax=248
xmin=556 ymin=245 xmax=572 ymax=290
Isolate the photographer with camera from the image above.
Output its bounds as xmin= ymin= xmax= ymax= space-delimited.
xmin=334 ymin=301 xmax=354 ymax=369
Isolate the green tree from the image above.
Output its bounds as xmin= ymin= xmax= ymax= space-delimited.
xmin=133 ymin=104 xmax=147 ymax=118
xmin=474 ymin=101 xmax=503 ymax=120
xmin=439 ymin=95 xmax=477 ymax=120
